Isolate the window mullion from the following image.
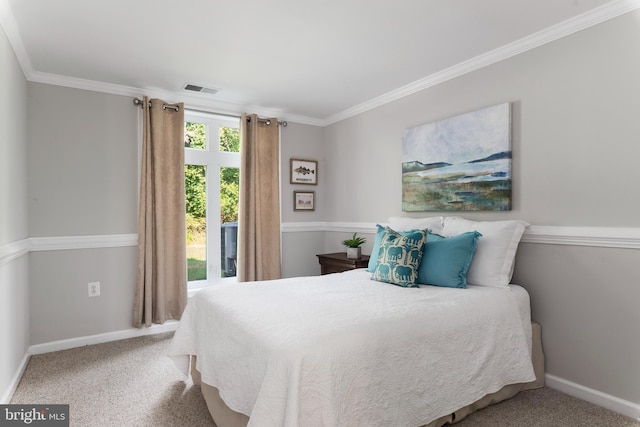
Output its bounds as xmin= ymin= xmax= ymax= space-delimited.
xmin=206 ymin=154 xmax=222 ymax=281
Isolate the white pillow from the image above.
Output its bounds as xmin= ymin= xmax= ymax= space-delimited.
xmin=387 ymin=216 xmax=444 ymax=234
xmin=441 ymin=217 xmax=529 ymax=288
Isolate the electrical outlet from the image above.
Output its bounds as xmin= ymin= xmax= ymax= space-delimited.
xmin=88 ymin=282 xmax=100 ymax=297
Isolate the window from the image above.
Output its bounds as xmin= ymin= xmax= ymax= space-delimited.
xmin=184 ymin=111 xmax=240 ymax=288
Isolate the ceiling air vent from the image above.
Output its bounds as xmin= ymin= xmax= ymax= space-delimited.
xmin=184 ymin=84 xmax=218 ymax=95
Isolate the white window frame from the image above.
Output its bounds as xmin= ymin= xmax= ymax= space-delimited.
xmin=185 ymin=110 xmax=240 ymax=292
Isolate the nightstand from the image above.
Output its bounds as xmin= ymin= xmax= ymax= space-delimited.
xmin=316 ymin=252 xmax=370 ymax=275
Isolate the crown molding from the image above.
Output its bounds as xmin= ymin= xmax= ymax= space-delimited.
xmin=26 ymin=71 xmax=326 ymax=127
xmin=28 ymin=71 xmax=141 ymax=98
xmin=2 ymin=0 xmax=640 ymax=128
xmin=0 ymin=0 xmax=323 ymax=127
xmin=0 ymin=0 xmax=33 ymax=77
xmin=323 ymin=0 xmax=640 ymax=125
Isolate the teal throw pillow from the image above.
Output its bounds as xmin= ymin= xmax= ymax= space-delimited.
xmin=367 ymin=225 xmax=423 ymax=272
xmin=372 ymin=227 xmax=427 ymax=287
xmin=417 ymin=231 xmax=482 ymax=288
xmin=367 ymin=225 xmax=387 ymax=272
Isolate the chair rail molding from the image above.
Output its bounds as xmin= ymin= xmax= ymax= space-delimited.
xmin=1 ymin=224 xmax=639 ymax=265
xmin=0 ymin=234 xmax=137 ymax=266
xmin=29 ymin=234 xmax=138 ymax=251
xmin=521 ymin=225 xmax=640 ymax=249
xmin=0 ymin=238 xmax=30 ymax=266
xmin=282 ymin=222 xmax=640 ymax=250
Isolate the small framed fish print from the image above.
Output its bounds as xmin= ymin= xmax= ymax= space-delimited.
xmin=290 ymin=159 xmax=318 ymax=185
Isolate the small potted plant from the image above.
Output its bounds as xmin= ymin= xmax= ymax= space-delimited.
xmin=343 ymin=232 xmax=366 ymax=259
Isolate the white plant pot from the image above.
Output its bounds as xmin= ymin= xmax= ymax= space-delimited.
xmin=346 ymin=247 xmax=361 ymax=259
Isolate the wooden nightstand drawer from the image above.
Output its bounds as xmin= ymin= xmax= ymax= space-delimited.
xmin=316 ymin=252 xmax=370 ymax=275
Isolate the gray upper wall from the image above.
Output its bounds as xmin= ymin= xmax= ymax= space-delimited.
xmin=0 ymin=22 xmax=28 ymax=245
xmin=27 ymin=83 xmax=139 ymax=237
xmin=280 ymin=122 xmax=325 ymax=223
xmin=322 ymin=11 xmax=640 ymax=227
xmin=26 ymin=85 xmax=323 ymax=236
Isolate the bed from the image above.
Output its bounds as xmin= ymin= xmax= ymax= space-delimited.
xmin=168 ymin=217 xmax=544 ymax=427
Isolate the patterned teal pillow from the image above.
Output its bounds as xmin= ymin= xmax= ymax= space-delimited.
xmin=371 ymin=227 xmax=427 ymax=287
xmin=367 ymin=225 xmax=423 ymax=272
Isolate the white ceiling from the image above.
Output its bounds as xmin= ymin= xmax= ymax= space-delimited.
xmin=1 ymin=0 xmax=637 ymax=125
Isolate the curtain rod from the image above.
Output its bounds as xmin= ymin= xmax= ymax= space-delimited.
xmin=133 ymin=97 xmax=180 ymax=112
xmin=133 ymin=98 xmax=287 ymax=127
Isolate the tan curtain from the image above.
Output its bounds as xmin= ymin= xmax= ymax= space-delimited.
xmin=237 ymin=113 xmax=281 ymax=281
xmin=133 ymin=97 xmax=187 ymax=328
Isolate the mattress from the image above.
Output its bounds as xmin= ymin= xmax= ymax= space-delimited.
xmin=168 ymin=269 xmax=540 ymax=427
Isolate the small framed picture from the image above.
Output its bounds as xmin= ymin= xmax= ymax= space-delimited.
xmin=294 ymin=191 xmax=315 ymax=211
xmin=290 ymin=159 xmax=318 ymax=185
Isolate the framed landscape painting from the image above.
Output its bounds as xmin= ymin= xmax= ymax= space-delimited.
xmin=402 ymin=103 xmax=512 ymax=211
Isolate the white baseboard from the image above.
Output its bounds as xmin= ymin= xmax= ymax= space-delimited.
xmin=3 ymin=322 xmax=180 ymax=404
xmin=1 ymin=352 xmax=30 ymax=404
xmin=546 ymin=374 xmax=640 ymax=421
xmin=28 ymin=321 xmax=179 ymax=355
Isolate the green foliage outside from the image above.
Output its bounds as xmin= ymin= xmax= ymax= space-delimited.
xmin=220 ymin=167 xmax=239 ymax=224
xmin=185 ymin=122 xmax=240 ymax=280
xmin=218 ymin=127 xmax=240 ymax=224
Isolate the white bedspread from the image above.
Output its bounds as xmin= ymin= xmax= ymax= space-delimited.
xmin=168 ymin=269 xmax=535 ymax=427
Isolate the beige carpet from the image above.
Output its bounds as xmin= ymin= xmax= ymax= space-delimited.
xmin=11 ymin=332 xmax=640 ymax=427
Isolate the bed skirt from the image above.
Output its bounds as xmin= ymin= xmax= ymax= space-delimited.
xmin=190 ymin=322 xmax=545 ymax=427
